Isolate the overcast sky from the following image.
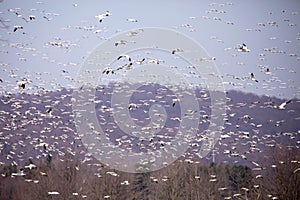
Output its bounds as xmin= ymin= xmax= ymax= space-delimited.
xmin=0 ymin=0 xmax=299 ymax=99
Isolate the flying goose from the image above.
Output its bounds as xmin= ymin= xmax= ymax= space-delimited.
xmin=238 ymin=43 xmax=250 ymax=52
xmin=274 ymin=100 xmax=292 ymax=110
xmin=117 ymin=54 xmax=131 ymax=61
xmin=127 ymin=18 xmax=138 ymax=22
xmin=250 ymin=73 xmax=258 ymax=82
xmin=13 ymin=25 xmax=23 ymax=32
xmin=171 ymin=48 xmax=183 ymax=54
xmin=95 ymin=11 xmax=112 ymax=22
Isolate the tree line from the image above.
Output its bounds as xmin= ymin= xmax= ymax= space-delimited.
xmin=0 ymin=146 xmax=299 ymax=200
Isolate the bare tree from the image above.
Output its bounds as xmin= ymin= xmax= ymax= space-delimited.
xmin=260 ymin=146 xmax=300 ymax=200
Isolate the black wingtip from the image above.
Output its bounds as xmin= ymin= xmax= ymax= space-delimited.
xmin=286 ymin=99 xmax=292 ymax=104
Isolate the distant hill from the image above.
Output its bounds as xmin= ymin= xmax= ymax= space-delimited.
xmin=0 ymin=84 xmax=299 ymax=169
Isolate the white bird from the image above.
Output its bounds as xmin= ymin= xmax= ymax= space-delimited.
xmin=40 ymin=172 xmax=47 ymax=176
xmin=115 ymin=40 xmax=127 ymax=46
xmin=116 ymin=63 xmax=132 ymax=71
xmin=48 ymin=191 xmax=60 ymax=195
xmin=127 ymin=18 xmax=138 ymax=22
xmin=13 ymin=25 xmax=23 ymax=32
xmin=94 ymin=29 xmax=102 ymax=34
xmin=105 ymin=11 xmax=112 ymax=17
xmin=250 ymin=73 xmax=258 ymax=82
xmin=29 ymin=15 xmax=36 ymax=20
xmin=171 ymin=48 xmax=183 ymax=54
xmin=147 ymin=58 xmax=161 ymax=64
xmin=238 ymin=43 xmax=250 ymax=52
xmin=95 ymin=11 xmax=112 ymax=22
xmin=46 ymin=107 xmax=53 ymax=115
xmin=265 ymin=68 xmax=272 ymax=75
xmin=134 ymin=58 xmax=145 ymax=65
xmin=275 ymin=100 xmax=292 ymax=110
xmin=121 ymin=180 xmax=130 ymax=185
xmin=43 ymin=15 xmax=52 ymax=21
xmin=106 ymin=171 xmax=119 ymax=176
xmin=25 ymin=163 xmax=37 ymax=170
xmin=128 ymin=103 xmax=138 ymax=110
xmin=17 ymin=80 xmax=27 ymax=89
xmin=172 ymin=98 xmax=180 ymax=107
xmin=11 ymin=170 xmax=26 ymax=177
xmin=102 ymin=67 xmax=115 ymax=74
xmin=95 ymin=14 xmax=105 ymax=22
xmin=22 ymin=15 xmax=36 ymax=22
xmin=117 ymin=55 xmax=131 ymax=62
xmin=255 ymin=174 xmax=263 ymax=179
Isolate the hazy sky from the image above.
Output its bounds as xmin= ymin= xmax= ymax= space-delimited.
xmin=0 ymin=0 xmax=299 ymax=99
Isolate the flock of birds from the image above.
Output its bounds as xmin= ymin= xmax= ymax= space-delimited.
xmin=0 ymin=1 xmax=299 ymax=199
xmin=0 ymin=2 xmax=298 ymax=96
